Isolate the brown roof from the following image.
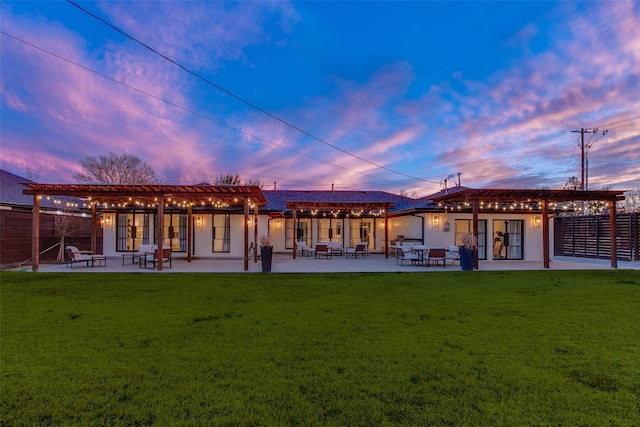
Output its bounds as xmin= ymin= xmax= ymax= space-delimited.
xmin=23 ymin=184 xmax=267 ymax=206
xmin=431 ymin=188 xmax=626 ymax=203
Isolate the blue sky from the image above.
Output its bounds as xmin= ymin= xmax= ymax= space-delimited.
xmin=1 ymin=1 xmax=639 ymax=195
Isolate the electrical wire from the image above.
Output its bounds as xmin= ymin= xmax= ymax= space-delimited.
xmin=0 ymin=31 xmax=393 ymax=182
xmin=66 ymin=0 xmax=434 ymax=184
xmin=1 ymin=30 xmax=444 ymax=188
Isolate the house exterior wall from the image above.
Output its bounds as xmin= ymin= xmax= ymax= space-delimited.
xmin=389 ymin=212 xmax=549 ymax=262
xmin=99 ymin=210 xmax=550 ymax=262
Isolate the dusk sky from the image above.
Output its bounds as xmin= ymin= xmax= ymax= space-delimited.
xmin=1 ymin=1 xmax=639 ymax=196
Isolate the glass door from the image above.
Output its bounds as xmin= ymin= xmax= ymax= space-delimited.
xmin=318 ymin=218 xmax=343 ymax=244
xmin=212 ymin=214 xmax=230 ymax=253
xmin=350 ymin=219 xmax=375 ymax=249
xmin=286 ymin=218 xmax=312 ymax=249
xmin=162 ymin=214 xmax=187 ymax=252
xmin=493 ymin=220 xmax=523 ymax=260
xmin=116 ymin=213 xmax=149 ymax=252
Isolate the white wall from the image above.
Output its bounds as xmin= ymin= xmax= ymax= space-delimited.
xmin=388 ymin=212 xmax=551 ymax=262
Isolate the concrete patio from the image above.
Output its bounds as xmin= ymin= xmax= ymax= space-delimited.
xmin=30 ymin=253 xmax=640 ymax=273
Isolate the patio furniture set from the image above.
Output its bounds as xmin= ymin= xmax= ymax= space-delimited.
xmin=65 ymin=244 xmax=171 ymax=269
xmin=395 ymin=245 xmax=460 ymax=267
xmin=297 ymin=241 xmax=369 ymax=260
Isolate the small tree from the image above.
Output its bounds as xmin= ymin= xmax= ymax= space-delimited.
xmin=54 ymin=198 xmax=80 ymax=262
xmin=75 ymin=152 xmax=157 ymax=184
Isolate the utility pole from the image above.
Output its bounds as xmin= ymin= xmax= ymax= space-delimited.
xmin=570 ymin=128 xmax=599 ymax=190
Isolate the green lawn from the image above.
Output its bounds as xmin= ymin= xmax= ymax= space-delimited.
xmin=2 ymin=270 xmax=639 ymax=426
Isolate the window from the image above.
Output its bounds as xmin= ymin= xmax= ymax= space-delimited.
xmin=212 ymin=214 xmax=230 ymax=253
xmin=454 ymin=219 xmax=487 ymax=260
xmin=161 ymin=213 xmax=187 ymax=252
xmin=116 ymin=213 xmax=149 ymax=252
xmin=349 ymin=218 xmax=375 ymax=249
xmin=286 ymin=218 xmax=312 ymax=249
xmin=492 ymin=220 xmax=524 ymax=260
xmin=318 ymin=218 xmax=343 ymax=243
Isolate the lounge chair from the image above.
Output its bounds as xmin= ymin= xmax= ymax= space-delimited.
xmin=66 ymin=245 xmax=106 ymax=268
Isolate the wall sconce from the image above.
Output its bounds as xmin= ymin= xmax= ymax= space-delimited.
xmin=275 ymin=218 xmax=281 ymax=228
xmin=534 ymin=216 xmax=541 ymax=228
xmin=101 ymin=214 xmax=112 ymax=228
xmin=195 ymin=216 xmax=203 ymax=228
xmin=379 ymin=220 xmax=385 ymax=228
xmin=433 ymin=215 xmax=440 ymax=228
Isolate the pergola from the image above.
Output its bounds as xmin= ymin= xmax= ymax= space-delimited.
xmin=23 ymin=184 xmax=267 ymax=271
xmin=285 ymin=201 xmax=395 ymax=259
xmin=431 ymin=188 xmax=626 ymax=269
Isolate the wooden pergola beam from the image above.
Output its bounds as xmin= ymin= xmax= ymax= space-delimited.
xmin=286 ymin=201 xmax=395 ymax=211
xmin=432 ymin=188 xmax=627 ymax=269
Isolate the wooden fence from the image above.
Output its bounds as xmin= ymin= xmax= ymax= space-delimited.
xmin=0 ymin=210 xmax=102 ymax=266
xmin=554 ymin=213 xmax=640 ymax=261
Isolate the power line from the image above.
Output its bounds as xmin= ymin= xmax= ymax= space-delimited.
xmin=594 ymin=115 xmax=640 ymax=129
xmin=2 ymin=30 xmax=413 ymax=184
xmin=66 ymin=0 xmax=432 ymax=184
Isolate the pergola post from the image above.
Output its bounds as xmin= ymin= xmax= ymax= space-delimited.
xmin=32 ymin=195 xmax=40 ymax=272
xmin=292 ymin=208 xmax=297 ymax=259
xmin=187 ymin=205 xmax=193 ymax=262
xmin=244 ymin=198 xmax=249 ymax=271
xmin=157 ymin=196 xmax=164 ymax=271
xmin=542 ymin=199 xmax=550 ymax=268
xmin=254 ymin=205 xmax=258 ymax=263
xmin=610 ymin=201 xmax=617 ymax=268
xmin=91 ymin=202 xmax=97 ymax=255
xmin=384 ymin=207 xmax=389 ymax=258
xmin=472 ymin=199 xmax=479 ymax=269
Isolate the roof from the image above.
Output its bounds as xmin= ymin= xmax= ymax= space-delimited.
xmin=22 ymin=183 xmax=267 ymax=206
xmin=0 ymin=169 xmax=63 ymax=209
xmin=262 ymin=190 xmax=414 ymax=212
xmin=431 ymin=188 xmax=626 ymax=203
xmin=391 ymin=186 xmax=470 ymax=213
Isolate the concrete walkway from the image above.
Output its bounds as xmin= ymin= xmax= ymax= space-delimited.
xmin=31 ymin=253 xmax=640 ymax=273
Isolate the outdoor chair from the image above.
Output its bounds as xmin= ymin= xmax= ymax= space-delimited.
xmin=396 ymin=246 xmax=420 ymax=266
xmin=425 ymin=248 xmax=446 ymax=267
xmin=296 ymin=241 xmax=315 ymax=257
xmin=346 ymin=243 xmax=367 ymax=258
xmin=66 ymin=245 xmax=106 ymax=268
xmin=445 ymin=245 xmax=460 ymax=265
xmin=122 ymin=243 xmax=155 ymax=265
xmin=315 ymin=244 xmax=332 ymax=259
xmin=140 ymin=248 xmax=172 ymax=269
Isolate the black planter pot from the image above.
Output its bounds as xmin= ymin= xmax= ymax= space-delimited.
xmin=459 ymin=246 xmax=475 ymax=271
xmin=260 ymin=246 xmax=273 ymax=272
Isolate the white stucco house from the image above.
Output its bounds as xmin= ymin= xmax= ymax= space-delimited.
xmin=23 ymin=181 xmax=625 ymax=270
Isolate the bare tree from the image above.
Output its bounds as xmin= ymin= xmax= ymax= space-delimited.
xmin=620 ymin=186 xmax=640 ymax=213
xmin=214 ymin=173 xmax=263 ymax=188
xmin=75 ymin=152 xmax=157 ymax=184
xmin=54 ymin=198 xmax=81 ymax=262
xmin=214 ymin=173 xmax=242 ymax=185
xmin=563 ymin=176 xmax=582 ymax=190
